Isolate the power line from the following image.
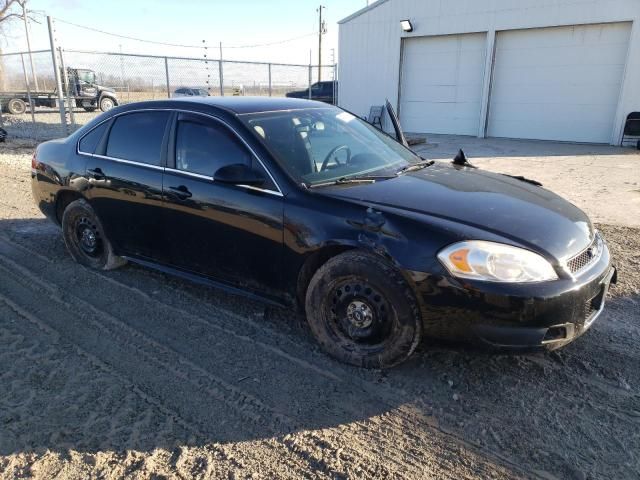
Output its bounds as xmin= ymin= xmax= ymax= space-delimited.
xmin=45 ymin=15 xmax=317 ymax=50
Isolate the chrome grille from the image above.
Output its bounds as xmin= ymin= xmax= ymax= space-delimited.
xmin=566 ymin=233 xmax=602 ymax=275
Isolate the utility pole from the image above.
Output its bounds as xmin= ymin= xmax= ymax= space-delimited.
xmin=317 ymin=5 xmax=326 ymax=83
xmin=47 ymin=16 xmax=67 ymax=135
xmin=21 ymin=0 xmax=39 ymax=91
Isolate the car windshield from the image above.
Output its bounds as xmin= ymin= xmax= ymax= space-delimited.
xmin=241 ymin=108 xmax=419 ymax=186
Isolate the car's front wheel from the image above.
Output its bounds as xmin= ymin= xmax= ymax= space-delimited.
xmin=62 ymin=199 xmax=126 ymax=270
xmin=305 ymin=251 xmax=422 ymax=368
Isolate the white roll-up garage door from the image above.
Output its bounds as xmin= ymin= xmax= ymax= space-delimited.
xmin=488 ymin=23 xmax=632 ymax=143
xmin=399 ymin=33 xmax=486 ymax=135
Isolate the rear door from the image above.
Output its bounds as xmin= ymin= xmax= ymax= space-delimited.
xmin=162 ymin=112 xmax=284 ymax=298
xmin=83 ymin=110 xmax=171 ymax=260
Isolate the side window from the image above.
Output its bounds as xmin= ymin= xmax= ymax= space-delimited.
xmin=175 ymin=118 xmax=252 ymax=176
xmin=78 ymin=121 xmax=109 ymax=154
xmin=175 ymin=88 xmax=185 ymax=94
xmin=106 ymin=111 xmax=169 ymax=166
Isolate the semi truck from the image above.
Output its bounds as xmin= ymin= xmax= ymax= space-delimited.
xmin=0 ymin=68 xmax=118 ymax=115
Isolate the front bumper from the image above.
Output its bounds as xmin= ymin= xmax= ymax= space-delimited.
xmin=412 ymin=242 xmax=616 ymax=349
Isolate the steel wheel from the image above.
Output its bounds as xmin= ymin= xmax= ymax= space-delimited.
xmin=62 ymin=199 xmax=126 ymax=270
xmin=74 ymin=216 xmax=103 ymax=258
xmin=329 ymin=279 xmax=393 ymax=346
xmin=305 ymin=250 xmax=422 ymax=368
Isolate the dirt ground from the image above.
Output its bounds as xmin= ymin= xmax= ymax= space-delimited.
xmin=0 ymin=138 xmax=639 ymax=480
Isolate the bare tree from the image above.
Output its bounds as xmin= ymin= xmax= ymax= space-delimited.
xmin=0 ymin=0 xmax=23 ymax=26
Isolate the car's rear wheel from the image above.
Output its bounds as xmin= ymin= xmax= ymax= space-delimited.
xmin=305 ymin=250 xmax=422 ymax=368
xmin=62 ymin=199 xmax=126 ymax=270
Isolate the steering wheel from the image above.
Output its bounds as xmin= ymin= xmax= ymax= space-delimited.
xmin=320 ymin=145 xmax=351 ymax=172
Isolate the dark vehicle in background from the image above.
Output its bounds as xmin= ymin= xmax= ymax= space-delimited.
xmin=173 ymin=87 xmax=210 ymax=98
xmin=31 ymin=97 xmax=616 ymax=368
xmin=1 ymin=68 xmax=118 ymax=115
xmin=286 ymin=81 xmax=336 ymax=104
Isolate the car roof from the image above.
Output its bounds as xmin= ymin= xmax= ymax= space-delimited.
xmin=129 ymin=96 xmax=333 ymax=115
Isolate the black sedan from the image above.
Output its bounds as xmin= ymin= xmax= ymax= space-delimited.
xmin=31 ymin=97 xmax=616 ymax=368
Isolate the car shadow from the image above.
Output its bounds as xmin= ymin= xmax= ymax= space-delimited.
xmin=0 ymin=218 xmax=638 ymax=479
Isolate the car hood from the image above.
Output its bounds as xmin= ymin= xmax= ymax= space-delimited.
xmin=319 ymin=162 xmax=593 ymax=260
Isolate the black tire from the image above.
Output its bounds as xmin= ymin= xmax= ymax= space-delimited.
xmin=99 ymin=96 xmax=115 ymax=112
xmin=305 ymin=250 xmax=422 ymax=368
xmin=61 ymin=199 xmax=126 ymax=270
xmin=7 ymin=98 xmax=27 ymax=115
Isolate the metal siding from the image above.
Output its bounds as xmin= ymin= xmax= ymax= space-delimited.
xmin=488 ymin=23 xmax=632 ymax=143
xmin=338 ymin=0 xmax=640 ymax=144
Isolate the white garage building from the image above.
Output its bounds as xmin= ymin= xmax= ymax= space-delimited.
xmin=338 ymin=0 xmax=640 ymax=144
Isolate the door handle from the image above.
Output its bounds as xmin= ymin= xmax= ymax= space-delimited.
xmin=87 ymin=167 xmax=104 ymax=180
xmin=169 ymin=185 xmax=192 ymax=199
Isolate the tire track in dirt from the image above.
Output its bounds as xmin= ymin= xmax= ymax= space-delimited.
xmin=0 ymin=240 xmax=424 ymax=478
xmin=0 ymin=260 xmax=324 ymax=478
xmin=0 ymin=233 xmax=527 ymax=479
xmin=0 ymin=295 xmax=224 ymax=462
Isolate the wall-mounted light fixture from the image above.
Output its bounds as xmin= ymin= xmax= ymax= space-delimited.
xmin=400 ymin=19 xmax=413 ymax=32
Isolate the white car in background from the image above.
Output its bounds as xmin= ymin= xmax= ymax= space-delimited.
xmin=173 ymin=88 xmax=210 ymax=98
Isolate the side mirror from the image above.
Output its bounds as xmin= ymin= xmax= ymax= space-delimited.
xmin=214 ymin=163 xmax=265 ymax=186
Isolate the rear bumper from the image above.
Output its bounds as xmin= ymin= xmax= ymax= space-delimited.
xmin=411 ymin=242 xmax=616 ymax=349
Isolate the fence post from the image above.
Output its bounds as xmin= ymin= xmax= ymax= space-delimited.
xmin=268 ymin=63 xmax=272 ymax=97
xmin=46 ymin=16 xmax=68 ymax=135
xmin=20 ymin=53 xmax=37 ymax=126
xmin=308 ymin=64 xmax=312 ymax=100
xmin=58 ymin=48 xmax=76 ymax=128
xmin=164 ymin=57 xmax=171 ymax=99
xmin=218 ymin=60 xmax=224 ymax=96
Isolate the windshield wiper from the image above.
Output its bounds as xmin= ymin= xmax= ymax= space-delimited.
xmin=308 ymin=174 xmax=395 ymax=189
xmin=396 ymin=158 xmax=435 ymax=175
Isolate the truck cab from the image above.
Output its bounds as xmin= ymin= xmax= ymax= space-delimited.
xmin=67 ymin=68 xmax=119 ymax=112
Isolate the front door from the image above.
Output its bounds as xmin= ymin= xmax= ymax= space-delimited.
xmin=162 ymin=112 xmax=284 ymax=298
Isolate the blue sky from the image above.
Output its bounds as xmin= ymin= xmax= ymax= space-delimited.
xmin=3 ymin=0 xmax=370 ymax=64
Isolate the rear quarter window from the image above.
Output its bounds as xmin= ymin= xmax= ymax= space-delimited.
xmin=78 ymin=121 xmax=109 ymax=154
xmin=106 ymin=111 xmax=170 ymax=165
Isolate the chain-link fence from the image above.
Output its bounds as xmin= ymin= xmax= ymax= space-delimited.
xmin=0 ymin=48 xmax=337 ymax=141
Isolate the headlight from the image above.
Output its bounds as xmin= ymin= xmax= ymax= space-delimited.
xmin=437 ymin=241 xmax=558 ymax=283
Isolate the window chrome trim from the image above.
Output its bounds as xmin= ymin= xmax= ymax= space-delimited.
xmin=164 ymin=167 xmax=212 ymax=181
xmin=236 ymin=184 xmax=284 ymax=197
xmin=88 ymin=153 xmax=165 ymax=171
xmin=76 ymin=107 xmax=284 ymax=196
xmin=163 ymin=167 xmax=284 ymax=197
